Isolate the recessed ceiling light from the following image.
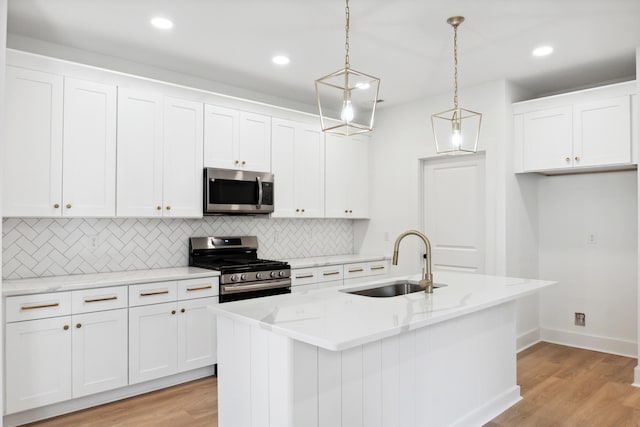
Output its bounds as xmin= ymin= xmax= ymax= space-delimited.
xmin=272 ymin=55 xmax=290 ymax=65
xmin=532 ymin=45 xmax=554 ymax=57
xmin=151 ymin=17 xmax=174 ymax=30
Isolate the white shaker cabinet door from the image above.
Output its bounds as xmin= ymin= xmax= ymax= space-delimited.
xmin=62 ymin=78 xmax=117 ymax=217
xmin=346 ymin=135 xmax=369 ymax=218
xmin=116 ymin=87 xmax=164 ymax=217
xmin=3 ymin=66 xmax=63 ymax=217
xmin=271 ymin=118 xmax=297 ymax=217
xmin=129 ymin=302 xmax=178 ymax=384
xmin=522 ymin=106 xmax=573 ymax=171
xmin=295 ymin=123 xmax=325 ymax=218
xmin=238 ymin=111 xmax=272 ymax=172
xmin=5 ymin=316 xmax=72 ymax=413
xmin=72 ymin=309 xmax=128 ymax=398
xmin=163 ymin=97 xmax=204 ymax=218
xmin=177 ymin=297 xmax=218 ymax=372
xmin=204 ymin=104 xmax=239 ymax=169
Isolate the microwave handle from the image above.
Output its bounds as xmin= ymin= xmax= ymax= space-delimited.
xmin=256 ymin=176 xmax=263 ymax=209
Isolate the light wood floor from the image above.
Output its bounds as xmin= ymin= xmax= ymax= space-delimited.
xmin=23 ymin=342 xmax=640 ymax=427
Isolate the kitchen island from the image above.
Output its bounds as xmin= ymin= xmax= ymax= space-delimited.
xmin=211 ymin=271 xmax=555 ymax=427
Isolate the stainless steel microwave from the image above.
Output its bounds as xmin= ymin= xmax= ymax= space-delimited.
xmin=204 ymin=168 xmax=274 ymax=214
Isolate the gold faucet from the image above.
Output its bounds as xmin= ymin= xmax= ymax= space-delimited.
xmin=392 ymin=230 xmax=434 ymax=293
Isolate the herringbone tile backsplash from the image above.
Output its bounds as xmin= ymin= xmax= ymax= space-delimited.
xmin=2 ymin=217 xmax=354 ymax=280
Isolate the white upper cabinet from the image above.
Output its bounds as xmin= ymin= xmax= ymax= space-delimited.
xmin=514 ymin=81 xmax=635 ymax=174
xmin=204 ymin=105 xmax=271 ymax=172
xmin=4 ymin=68 xmax=117 ymax=217
xmin=117 ymin=89 xmax=203 ymax=217
xmin=63 ymin=78 xmax=117 ymax=217
xmin=325 ymin=134 xmax=370 ymax=218
xmin=271 ymin=118 xmax=325 ymax=218
xmin=4 ymin=67 xmax=63 ymax=217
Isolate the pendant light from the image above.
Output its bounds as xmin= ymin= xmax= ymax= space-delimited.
xmin=431 ymin=16 xmax=482 ymax=154
xmin=315 ymin=0 xmax=380 ymax=136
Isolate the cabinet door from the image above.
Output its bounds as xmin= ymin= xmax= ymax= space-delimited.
xmin=574 ymin=95 xmax=631 ymax=167
xmin=116 ymin=88 xmax=164 ymax=217
xmin=239 ymin=112 xmax=271 ymax=172
xmin=204 ymin=104 xmax=239 ymax=169
xmin=295 ymin=124 xmax=325 ymax=217
xmin=325 ymin=134 xmax=370 ymax=218
xmin=163 ymin=97 xmax=204 ymax=217
xmin=177 ymin=297 xmax=218 ymax=372
xmin=3 ymin=66 xmax=63 ymax=217
xmin=5 ymin=316 xmax=72 ymax=413
xmin=63 ymin=78 xmax=117 ymax=217
xmin=522 ymin=106 xmax=573 ymax=171
xmin=72 ymin=309 xmax=128 ymax=397
xmin=129 ymin=302 xmax=178 ymax=384
xmin=271 ymin=118 xmax=297 ymax=217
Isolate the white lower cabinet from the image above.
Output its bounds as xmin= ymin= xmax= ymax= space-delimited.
xmin=178 ymin=297 xmax=218 ymax=372
xmin=5 ymin=316 xmax=72 ymax=413
xmin=72 ymin=309 xmax=128 ymax=398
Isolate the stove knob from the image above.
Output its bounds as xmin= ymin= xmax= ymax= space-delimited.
xmin=278 ymin=270 xmax=286 ymax=278
xmin=240 ymin=274 xmax=247 ymax=281
xmin=256 ymin=272 xmax=263 ymax=279
xmin=230 ymin=275 xmax=238 ymax=282
xmin=270 ymin=271 xmax=277 ymax=278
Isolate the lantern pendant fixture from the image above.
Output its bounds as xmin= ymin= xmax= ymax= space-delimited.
xmin=315 ymin=0 xmax=381 ymax=136
xmin=431 ymin=16 xmax=482 ymax=154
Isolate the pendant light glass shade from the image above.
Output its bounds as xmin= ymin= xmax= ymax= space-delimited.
xmin=315 ymin=0 xmax=380 ymax=136
xmin=432 ymin=16 xmax=481 ymax=154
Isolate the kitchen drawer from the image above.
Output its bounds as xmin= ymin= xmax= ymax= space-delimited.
xmin=291 ymin=267 xmax=318 ymax=287
xmin=6 ymin=292 xmax=72 ymax=322
xmin=343 ymin=262 xmax=368 ymax=280
xmin=71 ymin=286 xmax=128 ymax=314
xmin=317 ymin=265 xmax=343 ymax=283
xmin=367 ymin=260 xmax=389 ymax=276
xmin=178 ymin=277 xmax=219 ymax=300
xmin=129 ymin=281 xmax=178 ymax=307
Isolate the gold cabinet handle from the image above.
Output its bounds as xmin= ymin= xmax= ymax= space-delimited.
xmin=181 ymin=308 xmax=186 ymax=313
xmin=370 ymin=266 xmax=385 ymax=270
xmin=186 ymin=285 xmax=212 ymax=292
xmin=156 ymin=205 xmax=162 ymax=211
xmin=166 ymin=205 xmax=171 ymax=211
xmin=295 ymin=274 xmax=314 ymax=279
xmin=565 ymin=157 xmax=570 ymax=162
xmin=171 ymin=310 xmax=176 ymax=315
xmin=344 ymin=209 xmax=348 ymax=213
xmin=242 ymin=160 xmax=246 ymax=165
xmin=301 ymin=209 xmax=305 ymax=213
xmin=84 ymin=296 xmax=118 ymax=303
xmin=348 ymin=268 xmax=364 ymax=273
xmin=349 ymin=210 xmax=352 ymax=213
xmin=140 ymin=290 xmax=169 ymax=297
xmin=296 ymin=209 xmax=300 ymax=212
xmin=21 ymin=302 xmax=60 ymax=311
xmin=575 ymin=156 xmax=580 ymax=161
xmin=234 ymin=160 xmax=239 ymax=165
xmin=54 ymin=203 xmax=60 ymax=209
xmin=66 ymin=204 xmax=72 ymax=209
xmin=63 ymin=325 xmax=69 ymax=330
xmin=76 ymin=323 xmax=82 ymax=329
xmin=323 ymin=271 xmax=341 ymax=276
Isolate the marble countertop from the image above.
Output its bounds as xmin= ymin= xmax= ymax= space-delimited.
xmin=284 ymin=254 xmax=390 ymax=269
xmin=210 ymin=271 xmax=555 ymax=352
xmin=3 ymin=267 xmax=219 ymax=296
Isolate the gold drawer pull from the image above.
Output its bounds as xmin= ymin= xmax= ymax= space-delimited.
xmin=370 ymin=266 xmax=385 ymax=270
xmin=186 ymin=285 xmax=213 ymax=292
xmin=84 ymin=296 xmax=118 ymax=303
xmin=323 ymin=271 xmax=341 ymax=276
xmin=21 ymin=302 xmax=59 ymax=311
xmin=295 ymin=274 xmax=314 ymax=279
xmin=140 ymin=290 xmax=169 ymax=297
xmin=348 ymin=268 xmax=364 ymax=273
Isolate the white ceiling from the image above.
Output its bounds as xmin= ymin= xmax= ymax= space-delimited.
xmin=7 ymin=0 xmax=640 ymax=108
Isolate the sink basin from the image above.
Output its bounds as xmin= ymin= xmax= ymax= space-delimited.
xmin=344 ymin=280 xmax=446 ymax=298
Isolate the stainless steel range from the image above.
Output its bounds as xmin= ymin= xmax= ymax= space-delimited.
xmin=189 ymin=236 xmax=291 ymax=303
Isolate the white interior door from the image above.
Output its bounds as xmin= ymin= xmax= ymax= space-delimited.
xmin=422 ymin=153 xmax=485 ymax=273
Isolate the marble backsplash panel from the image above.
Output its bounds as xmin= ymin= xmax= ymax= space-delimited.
xmin=2 ymin=217 xmax=354 ymax=280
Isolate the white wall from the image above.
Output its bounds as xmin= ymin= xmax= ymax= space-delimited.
xmin=0 ymin=0 xmax=7 ymax=422
xmin=538 ymin=171 xmax=638 ymax=357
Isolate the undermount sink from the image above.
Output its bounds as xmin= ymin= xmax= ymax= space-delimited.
xmin=344 ymin=280 xmax=446 ymax=298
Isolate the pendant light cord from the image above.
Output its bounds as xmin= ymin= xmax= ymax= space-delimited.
xmin=344 ymin=0 xmax=350 ymax=68
xmin=453 ymin=23 xmax=458 ymax=109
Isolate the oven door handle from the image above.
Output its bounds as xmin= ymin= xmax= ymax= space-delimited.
xmin=256 ymin=176 xmax=263 ymax=209
xmin=222 ymin=279 xmax=290 ymax=295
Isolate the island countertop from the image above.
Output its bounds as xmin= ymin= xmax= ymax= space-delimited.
xmin=210 ymin=271 xmax=555 ymax=351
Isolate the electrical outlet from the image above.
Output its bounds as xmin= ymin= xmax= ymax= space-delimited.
xmin=587 ymin=233 xmax=597 ymax=245
xmin=575 ymin=312 xmax=586 ymax=327
xmin=88 ymin=234 xmax=99 ymax=250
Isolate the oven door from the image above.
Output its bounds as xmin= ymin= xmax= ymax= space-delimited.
xmin=219 ymin=279 xmax=291 ymax=303
xmin=205 ymin=168 xmax=274 ymax=214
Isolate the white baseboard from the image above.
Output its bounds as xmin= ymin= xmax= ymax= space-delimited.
xmin=451 ymin=385 xmax=522 ymax=427
xmin=517 ymin=327 xmax=541 ymax=352
xmin=540 ymin=327 xmax=637 ymax=358
xmin=3 ymin=366 xmax=215 ymax=427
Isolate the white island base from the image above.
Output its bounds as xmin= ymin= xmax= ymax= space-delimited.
xmin=217 ymin=300 xmax=520 ymax=427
